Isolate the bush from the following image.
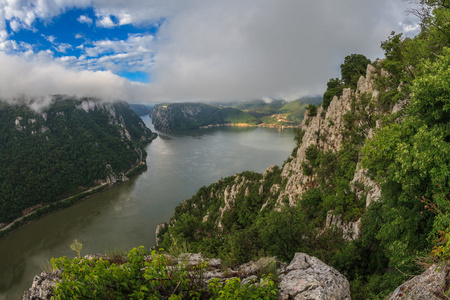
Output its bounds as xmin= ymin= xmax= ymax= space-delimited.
xmin=51 ymin=246 xmax=279 ymax=299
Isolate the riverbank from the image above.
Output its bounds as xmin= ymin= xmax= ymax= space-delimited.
xmin=199 ymin=122 xmax=301 ymax=129
xmin=0 ymin=162 xmax=148 ymax=240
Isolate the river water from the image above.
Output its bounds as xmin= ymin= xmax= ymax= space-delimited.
xmin=0 ymin=116 xmax=295 ymax=299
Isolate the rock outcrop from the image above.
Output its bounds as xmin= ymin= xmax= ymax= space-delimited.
xmin=389 ymin=264 xmax=450 ymax=299
xmin=279 ymin=64 xmax=380 ymax=208
xmin=22 ymin=271 xmax=61 ymax=300
xmin=278 ymin=253 xmax=351 ymax=300
xmin=23 ymin=252 xmax=350 ymax=300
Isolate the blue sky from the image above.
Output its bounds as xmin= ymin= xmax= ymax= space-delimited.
xmin=0 ymin=0 xmax=419 ymax=104
xmin=4 ymin=7 xmax=158 ymax=83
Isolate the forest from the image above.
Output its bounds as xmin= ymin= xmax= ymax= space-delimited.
xmin=150 ymin=97 xmax=320 ymax=131
xmin=0 ymin=97 xmax=156 ymax=226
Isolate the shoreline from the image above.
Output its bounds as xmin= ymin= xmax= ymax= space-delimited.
xmin=199 ymin=122 xmax=302 ymax=129
xmin=0 ymin=162 xmax=148 ymax=241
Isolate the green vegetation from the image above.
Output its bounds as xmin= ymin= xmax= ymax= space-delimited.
xmin=322 ymin=54 xmax=371 ymax=110
xmin=322 ymin=78 xmax=344 ymax=109
xmin=150 ymin=98 xmax=322 ymax=131
xmin=0 ymin=96 xmax=156 ymax=226
xmin=51 ymin=246 xmax=278 ymax=299
xmin=235 ymin=97 xmax=322 ymax=126
xmin=156 ymin=2 xmax=450 ymax=299
xmin=150 ymin=103 xmax=258 ymax=131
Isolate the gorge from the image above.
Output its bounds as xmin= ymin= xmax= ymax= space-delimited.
xmin=0 ymin=116 xmax=295 ymax=299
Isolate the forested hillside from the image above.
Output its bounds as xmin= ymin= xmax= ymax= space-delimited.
xmin=231 ymin=97 xmax=322 ymax=126
xmin=0 ymin=96 xmax=157 ymax=226
xmin=157 ymin=2 xmax=450 ymax=298
xmin=150 ymin=102 xmax=258 ymax=131
xmin=150 ymin=98 xmax=322 ymax=131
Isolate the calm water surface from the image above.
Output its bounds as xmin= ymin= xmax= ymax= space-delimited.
xmin=0 ymin=116 xmax=295 ymax=299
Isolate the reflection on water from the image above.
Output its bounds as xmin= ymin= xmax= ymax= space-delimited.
xmin=0 ymin=116 xmax=295 ymax=299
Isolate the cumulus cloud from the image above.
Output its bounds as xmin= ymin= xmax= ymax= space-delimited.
xmin=77 ymin=15 xmax=93 ymax=25
xmin=96 ymin=15 xmax=116 ymax=28
xmin=0 ymin=52 xmax=145 ymax=104
xmin=0 ymin=0 xmax=419 ymax=104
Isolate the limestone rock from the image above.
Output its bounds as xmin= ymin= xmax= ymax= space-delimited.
xmin=350 ymin=163 xmax=381 ymax=208
xmin=277 ymin=253 xmax=351 ymax=300
xmin=325 ymin=212 xmax=361 ymax=241
xmin=155 ymin=222 xmax=167 ymax=244
xmin=22 ymin=271 xmax=61 ymax=300
xmin=278 ymin=63 xmax=383 ymax=208
xmin=217 ymin=175 xmax=249 ymax=228
xmin=389 ymin=264 xmax=450 ymax=299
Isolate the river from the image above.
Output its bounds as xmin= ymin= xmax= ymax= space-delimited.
xmin=0 ymin=116 xmax=295 ymax=299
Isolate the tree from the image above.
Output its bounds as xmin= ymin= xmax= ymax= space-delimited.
xmin=340 ymin=54 xmax=371 ymax=88
xmin=323 ymin=78 xmax=344 ymax=109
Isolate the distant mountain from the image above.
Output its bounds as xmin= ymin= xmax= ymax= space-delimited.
xmin=150 ymin=103 xmax=258 ymax=131
xmin=150 ymin=97 xmax=322 ymax=131
xmin=232 ymin=97 xmax=322 ymax=126
xmin=0 ymin=96 xmax=157 ymax=225
xmin=129 ymin=104 xmax=153 ymax=116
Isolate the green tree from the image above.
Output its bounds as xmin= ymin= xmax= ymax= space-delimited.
xmin=340 ymin=54 xmax=371 ymax=88
xmin=323 ymin=78 xmax=344 ymax=109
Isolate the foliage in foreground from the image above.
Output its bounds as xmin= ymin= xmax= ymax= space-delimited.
xmin=51 ymin=246 xmax=278 ymax=299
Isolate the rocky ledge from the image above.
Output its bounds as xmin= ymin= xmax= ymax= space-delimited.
xmin=23 ymin=252 xmax=350 ymax=300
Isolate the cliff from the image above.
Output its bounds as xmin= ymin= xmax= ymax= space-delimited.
xmin=150 ymin=102 xmax=259 ymax=131
xmin=0 ymin=96 xmax=157 ymax=228
xmin=155 ymin=62 xmax=416 ymax=297
xmin=157 ymin=63 xmax=386 ymax=246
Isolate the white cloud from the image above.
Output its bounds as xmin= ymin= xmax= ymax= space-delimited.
xmin=43 ymin=35 xmax=56 ymax=43
xmin=0 ymin=52 xmax=145 ymax=103
xmin=399 ymin=22 xmax=421 ymax=34
xmin=77 ymin=15 xmax=93 ymax=25
xmin=54 ymin=43 xmax=72 ymax=53
xmin=0 ymin=0 xmax=420 ymax=104
xmin=143 ymin=0 xmax=420 ymax=102
xmin=77 ymin=33 xmax=154 ymax=72
xmin=96 ymin=15 xmax=116 ymax=28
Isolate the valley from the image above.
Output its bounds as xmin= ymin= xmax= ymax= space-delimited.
xmin=0 ymin=117 xmax=295 ymax=299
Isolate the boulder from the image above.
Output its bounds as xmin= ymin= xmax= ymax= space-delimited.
xmin=277 ymin=253 xmax=351 ymax=300
xmin=389 ymin=264 xmax=450 ymax=299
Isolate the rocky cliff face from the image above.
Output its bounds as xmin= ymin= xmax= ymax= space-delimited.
xmin=278 ymin=64 xmax=380 ymax=208
xmin=150 ymin=102 xmax=220 ymax=131
xmin=162 ymin=64 xmax=386 ymax=241
xmin=150 ymin=102 xmax=258 ymax=131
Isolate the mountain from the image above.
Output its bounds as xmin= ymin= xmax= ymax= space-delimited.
xmin=0 ymin=96 xmax=157 ymax=228
xmin=156 ymin=64 xmax=385 ymax=260
xmin=150 ymin=102 xmax=258 ymax=131
xmin=150 ymin=98 xmax=322 ymax=131
xmin=129 ymin=104 xmax=153 ymax=116
xmin=232 ymin=97 xmax=322 ymax=127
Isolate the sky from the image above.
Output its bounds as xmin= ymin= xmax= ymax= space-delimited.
xmin=0 ymin=0 xmax=420 ymax=105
